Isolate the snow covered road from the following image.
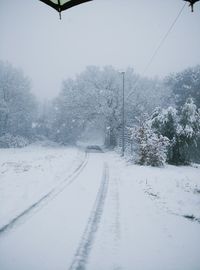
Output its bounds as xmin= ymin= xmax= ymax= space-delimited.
xmin=0 ymin=146 xmax=200 ymax=270
xmin=0 ymin=150 xmax=106 ymax=270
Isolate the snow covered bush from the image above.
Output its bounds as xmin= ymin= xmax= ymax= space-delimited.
xmin=133 ymin=121 xmax=169 ymax=167
xmin=0 ymin=134 xmax=29 ymax=148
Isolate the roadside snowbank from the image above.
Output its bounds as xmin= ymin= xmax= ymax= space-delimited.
xmin=125 ymin=162 xmax=200 ymax=222
xmin=111 ymin=151 xmax=200 ymax=222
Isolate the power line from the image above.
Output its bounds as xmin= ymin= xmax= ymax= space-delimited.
xmin=142 ymin=2 xmax=186 ymax=75
xmin=126 ymin=2 xmax=186 ymax=101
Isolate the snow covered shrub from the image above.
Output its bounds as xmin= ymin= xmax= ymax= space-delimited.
xmin=0 ymin=134 xmax=29 ymax=148
xmin=133 ymin=121 xmax=169 ymax=167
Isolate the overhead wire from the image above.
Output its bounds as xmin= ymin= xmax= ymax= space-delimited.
xmin=125 ymin=2 xmax=187 ymax=101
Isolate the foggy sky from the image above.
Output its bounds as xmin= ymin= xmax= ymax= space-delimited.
xmin=0 ymin=0 xmax=200 ymax=100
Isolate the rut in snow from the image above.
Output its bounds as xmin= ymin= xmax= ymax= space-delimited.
xmin=0 ymin=151 xmax=88 ymax=236
xmin=69 ymin=163 xmax=109 ymax=270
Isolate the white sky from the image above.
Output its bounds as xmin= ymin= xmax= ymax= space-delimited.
xmin=0 ymin=0 xmax=200 ymax=100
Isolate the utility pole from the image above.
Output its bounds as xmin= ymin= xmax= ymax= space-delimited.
xmin=121 ymin=71 xmax=125 ymax=156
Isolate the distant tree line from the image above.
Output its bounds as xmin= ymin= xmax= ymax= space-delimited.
xmin=0 ymin=60 xmax=200 ymax=166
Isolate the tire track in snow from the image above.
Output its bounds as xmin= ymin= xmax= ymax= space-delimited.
xmin=112 ymin=177 xmax=121 ymax=243
xmin=111 ymin=177 xmax=122 ymax=270
xmin=87 ymin=175 xmax=122 ymax=270
xmin=68 ymin=163 xmax=109 ymax=270
xmin=0 ymin=151 xmax=88 ymax=236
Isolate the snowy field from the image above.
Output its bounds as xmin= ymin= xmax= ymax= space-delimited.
xmin=0 ymin=143 xmax=85 ymax=230
xmin=0 ymin=145 xmax=200 ymax=270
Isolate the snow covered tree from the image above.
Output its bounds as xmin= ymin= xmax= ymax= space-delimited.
xmin=151 ymin=106 xmax=181 ymax=164
xmin=0 ymin=61 xmax=37 ymax=147
xmin=151 ymin=99 xmax=200 ymax=165
xmin=177 ymin=98 xmax=200 ymax=164
xmin=133 ymin=119 xmax=169 ymax=167
xmin=51 ymin=66 xmax=122 ymax=145
xmin=125 ymin=76 xmax=168 ymax=126
xmin=151 ymin=106 xmax=178 ymax=141
xmin=49 ymin=66 xmax=170 ymax=147
xmin=50 ymin=79 xmax=83 ymax=144
xmin=75 ymin=66 xmax=166 ymax=147
xmin=166 ymin=65 xmax=200 ymax=109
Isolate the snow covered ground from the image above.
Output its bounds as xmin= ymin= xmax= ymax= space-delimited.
xmin=0 ymin=146 xmax=199 ymax=270
xmin=0 ymin=143 xmax=85 ymax=230
xmin=129 ymin=162 xmax=200 ymax=222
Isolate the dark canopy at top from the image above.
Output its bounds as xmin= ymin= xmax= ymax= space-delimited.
xmin=183 ymin=0 xmax=200 ymax=12
xmin=39 ymin=0 xmax=93 ymax=12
